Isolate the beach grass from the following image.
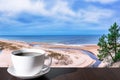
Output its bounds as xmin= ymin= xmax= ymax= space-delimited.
xmin=47 ymin=50 xmax=65 ymax=60
xmin=0 ymin=41 xmax=20 ymax=50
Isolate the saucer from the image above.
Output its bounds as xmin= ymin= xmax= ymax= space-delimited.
xmin=7 ymin=65 xmax=50 ymax=79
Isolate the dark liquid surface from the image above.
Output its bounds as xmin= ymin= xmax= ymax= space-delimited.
xmin=14 ymin=52 xmax=41 ymax=56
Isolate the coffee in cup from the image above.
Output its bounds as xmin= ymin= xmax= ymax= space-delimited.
xmin=11 ymin=49 xmax=52 ymax=76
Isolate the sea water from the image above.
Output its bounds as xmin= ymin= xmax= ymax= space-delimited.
xmin=0 ymin=35 xmax=101 ymax=45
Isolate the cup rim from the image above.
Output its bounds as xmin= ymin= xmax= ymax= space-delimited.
xmin=12 ymin=48 xmax=45 ymax=57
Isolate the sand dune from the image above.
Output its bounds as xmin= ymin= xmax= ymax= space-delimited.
xmin=0 ymin=39 xmax=104 ymax=67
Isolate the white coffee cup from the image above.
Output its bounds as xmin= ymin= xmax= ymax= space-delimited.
xmin=11 ymin=48 xmax=52 ymax=76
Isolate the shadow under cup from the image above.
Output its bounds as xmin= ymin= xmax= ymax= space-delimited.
xmin=11 ymin=49 xmax=51 ymax=76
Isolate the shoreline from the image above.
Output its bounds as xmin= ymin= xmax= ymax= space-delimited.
xmin=0 ymin=39 xmax=105 ymax=67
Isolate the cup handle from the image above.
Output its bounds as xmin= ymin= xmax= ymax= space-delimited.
xmin=42 ymin=54 xmax=52 ymax=72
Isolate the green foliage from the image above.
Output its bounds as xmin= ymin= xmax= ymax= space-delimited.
xmin=97 ymin=22 xmax=120 ymax=62
xmin=114 ymin=50 xmax=120 ymax=62
xmin=97 ymin=35 xmax=108 ymax=60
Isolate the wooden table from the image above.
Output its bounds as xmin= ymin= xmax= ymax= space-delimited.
xmin=0 ymin=68 xmax=120 ymax=80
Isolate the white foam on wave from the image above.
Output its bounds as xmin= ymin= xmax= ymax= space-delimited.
xmin=52 ymin=43 xmax=97 ymax=46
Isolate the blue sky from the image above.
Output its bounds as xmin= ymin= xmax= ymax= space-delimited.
xmin=0 ymin=0 xmax=120 ymax=35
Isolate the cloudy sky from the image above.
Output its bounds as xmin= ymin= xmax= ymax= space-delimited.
xmin=0 ymin=0 xmax=119 ymax=35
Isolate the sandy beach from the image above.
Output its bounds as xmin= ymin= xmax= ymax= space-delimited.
xmin=0 ymin=39 xmax=104 ymax=68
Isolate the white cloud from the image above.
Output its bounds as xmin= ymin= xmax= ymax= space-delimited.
xmin=0 ymin=0 xmax=46 ymax=16
xmin=85 ymin=0 xmax=118 ymax=4
xmin=0 ymin=0 xmax=75 ymax=17
xmin=0 ymin=0 xmax=115 ymax=24
xmin=77 ymin=6 xmax=114 ymax=23
xmin=50 ymin=1 xmax=76 ymax=17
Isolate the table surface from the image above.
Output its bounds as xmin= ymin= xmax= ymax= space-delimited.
xmin=0 ymin=68 xmax=120 ymax=80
